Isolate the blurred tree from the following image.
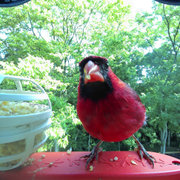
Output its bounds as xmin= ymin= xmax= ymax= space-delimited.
xmin=135 ymin=2 xmax=180 ymax=153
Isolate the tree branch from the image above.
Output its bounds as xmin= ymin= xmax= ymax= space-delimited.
xmin=79 ymin=8 xmax=94 ymax=46
xmin=162 ymin=5 xmax=179 ymax=85
xmin=27 ymin=11 xmax=37 ymax=37
xmin=173 ymin=21 xmax=180 ymax=46
xmin=67 ymin=11 xmax=82 ymax=45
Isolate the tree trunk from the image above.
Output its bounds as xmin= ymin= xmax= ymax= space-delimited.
xmin=88 ymin=135 xmax=91 ymax=151
xmin=160 ymin=122 xmax=168 ymax=154
xmin=167 ymin=130 xmax=171 ymax=147
xmin=118 ymin=142 xmax=121 ymax=151
xmin=54 ymin=139 xmax=59 ymax=152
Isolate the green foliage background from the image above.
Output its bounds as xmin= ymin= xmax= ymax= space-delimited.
xmin=0 ymin=0 xmax=179 ymax=154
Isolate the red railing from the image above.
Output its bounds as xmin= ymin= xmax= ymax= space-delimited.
xmin=0 ymin=151 xmax=180 ymax=180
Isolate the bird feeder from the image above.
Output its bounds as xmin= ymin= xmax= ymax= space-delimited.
xmin=0 ymin=74 xmax=52 ymax=171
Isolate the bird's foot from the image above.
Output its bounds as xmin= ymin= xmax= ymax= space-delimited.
xmin=81 ymin=141 xmax=103 ymax=169
xmin=132 ymin=135 xmax=156 ymax=168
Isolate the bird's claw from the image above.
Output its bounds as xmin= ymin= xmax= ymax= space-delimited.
xmin=136 ymin=146 xmax=156 ymax=168
xmin=133 ymin=135 xmax=156 ymax=168
xmin=80 ymin=141 xmax=103 ymax=169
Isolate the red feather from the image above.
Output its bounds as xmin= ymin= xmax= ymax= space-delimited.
xmin=77 ymin=56 xmax=146 ymax=142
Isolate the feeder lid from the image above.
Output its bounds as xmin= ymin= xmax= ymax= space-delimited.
xmin=155 ymin=0 xmax=180 ymax=5
xmin=0 ymin=90 xmax=49 ymax=101
xmin=0 ymin=0 xmax=30 ymax=7
xmin=0 ymin=74 xmax=50 ymax=102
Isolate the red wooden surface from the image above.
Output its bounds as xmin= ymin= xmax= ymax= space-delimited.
xmin=0 ymin=151 xmax=180 ymax=180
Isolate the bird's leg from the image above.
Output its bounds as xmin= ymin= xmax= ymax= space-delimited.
xmin=81 ymin=140 xmax=103 ymax=169
xmin=132 ymin=135 xmax=156 ymax=168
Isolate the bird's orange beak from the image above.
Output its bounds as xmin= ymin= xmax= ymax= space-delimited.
xmin=84 ymin=60 xmax=104 ymax=84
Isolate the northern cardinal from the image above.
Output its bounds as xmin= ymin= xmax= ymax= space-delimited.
xmin=77 ymin=56 xmax=155 ymax=168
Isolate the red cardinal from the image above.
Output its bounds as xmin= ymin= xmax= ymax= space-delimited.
xmin=77 ymin=56 xmax=155 ymax=168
